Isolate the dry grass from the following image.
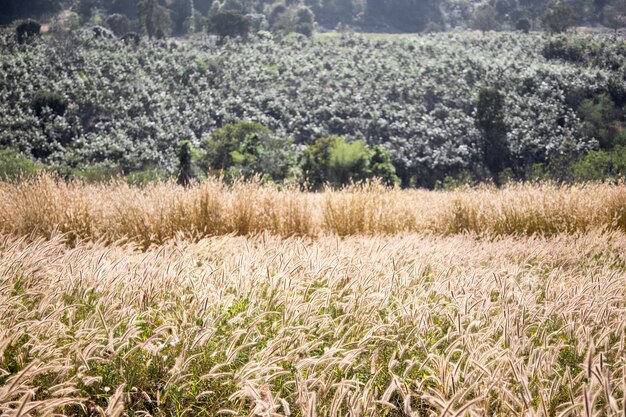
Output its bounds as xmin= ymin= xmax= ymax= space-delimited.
xmin=0 ymin=231 xmax=625 ymax=416
xmin=0 ymin=175 xmax=625 ymax=246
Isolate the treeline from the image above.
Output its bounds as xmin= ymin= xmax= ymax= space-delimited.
xmin=2 ymin=0 xmax=626 ymax=36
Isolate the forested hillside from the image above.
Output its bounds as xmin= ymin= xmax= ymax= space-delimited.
xmin=1 ymin=31 xmax=626 ymax=187
xmin=1 ymin=0 xmax=626 ymax=35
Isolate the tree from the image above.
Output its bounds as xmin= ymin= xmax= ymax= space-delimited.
xmin=365 ymin=0 xmax=442 ymax=32
xmin=577 ymin=93 xmax=620 ymax=149
xmin=15 ymin=19 xmax=41 ymax=44
xmin=541 ymin=2 xmax=580 ymax=33
xmin=294 ymin=6 xmax=315 ymax=36
xmin=475 ymin=88 xmax=509 ymax=182
xmin=369 ymin=146 xmax=400 ymax=187
xmin=269 ymin=5 xmax=315 ymax=37
xmin=516 ymin=17 xmax=531 ymax=33
xmin=470 ymin=5 xmax=499 ymax=32
xmin=139 ymin=0 xmax=173 ymax=38
xmin=602 ymin=1 xmax=626 ymax=34
xmin=300 ymin=136 xmax=398 ymax=189
xmin=109 ymin=0 xmax=140 ymax=19
xmin=168 ymin=0 xmax=195 ymax=35
xmin=105 ymin=13 xmax=131 ymax=36
xmin=199 ymin=122 xmax=294 ymax=182
xmin=207 ymin=10 xmax=251 ymax=39
xmin=76 ymin=0 xmax=100 ymax=23
xmin=177 ymin=140 xmax=193 ymax=186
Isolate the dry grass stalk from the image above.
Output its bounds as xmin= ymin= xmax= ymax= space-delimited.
xmin=0 ymin=175 xmax=625 ymax=246
xmin=0 ymin=231 xmax=625 ymax=415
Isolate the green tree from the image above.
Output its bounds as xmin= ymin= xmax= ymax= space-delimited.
xmin=470 ymin=5 xmax=499 ymax=32
xmin=300 ymin=136 xmax=398 ymax=189
xmin=577 ymin=93 xmax=621 ymax=149
xmin=370 ymin=146 xmax=400 ymax=187
xmin=207 ymin=10 xmax=251 ymax=39
xmin=177 ymin=140 xmax=194 ymax=186
xmin=269 ymin=5 xmax=315 ymax=36
xmin=541 ymin=2 xmax=580 ymax=33
xmin=139 ymin=0 xmax=173 ymax=38
xmin=199 ymin=122 xmax=294 ymax=182
xmin=105 ymin=13 xmax=131 ymax=36
xmin=571 ymin=145 xmax=626 ymax=180
xmin=475 ymin=88 xmax=509 ymax=182
xmin=328 ymin=138 xmax=371 ymax=185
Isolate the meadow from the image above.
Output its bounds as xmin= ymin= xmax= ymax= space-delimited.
xmin=1 ymin=178 xmax=626 ymax=416
xmin=0 ymin=175 xmax=625 ymax=245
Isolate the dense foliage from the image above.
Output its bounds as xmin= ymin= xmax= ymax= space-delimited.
xmin=2 ymin=0 xmax=626 ymax=35
xmin=1 ymin=31 xmax=626 ymax=187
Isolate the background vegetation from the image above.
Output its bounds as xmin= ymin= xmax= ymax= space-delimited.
xmin=2 ymin=30 xmax=626 ymax=188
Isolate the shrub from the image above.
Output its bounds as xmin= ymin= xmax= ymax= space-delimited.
xmin=577 ymin=93 xmax=621 ymax=149
xmin=125 ymin=167 xmax=168 ymax=186
xmin=571 ymin=145 xmax=626 ymax=181
xmin=369 ymin=146 xmax=400 ymax=187
xmin=0 ymin=148 xmax=39 ymax=179
xmin=121 ymin=32 xmax=141 ymax=46
xmin=542 ymin=35 xmax=584 ymax=63
xmin=300 ymin=136 xmax=398 ymax=188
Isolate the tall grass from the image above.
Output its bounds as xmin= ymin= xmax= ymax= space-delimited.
xmin=0 ymin=174 xmax=625 ymax=245
xmin=1 ymin=232 xmax=625 ymax=416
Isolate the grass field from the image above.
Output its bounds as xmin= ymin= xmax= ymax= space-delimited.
xmin=0 ymin=175 xmax=625 ymax=246
xmin=1 ymin=178 xmax=626 ymax=416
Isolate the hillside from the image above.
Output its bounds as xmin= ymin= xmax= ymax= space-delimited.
xmin=1 ymin=31 xmax=626 ymax=186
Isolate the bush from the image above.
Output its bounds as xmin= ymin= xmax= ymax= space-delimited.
xmin=54 ymin=164 xmax=123 ymax=183
xmin=369 ymin=146 xmax=400 ymax=187
xmin=121 ymin=32 xmax=141 ymax=46
xmin=571 ymin=146 xmax=626 ymax=181
xmin=577 ymin=93 xmax=621 ymax=149
xmin=125 ymin=167 xmax=168 ymax=186
xmin=542 ymin=36 xmax=584 ymax=63
xmin=0 ymin=148 xmax=39 ymax=179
